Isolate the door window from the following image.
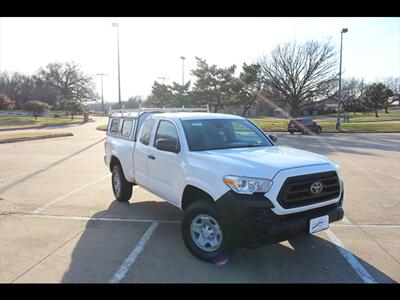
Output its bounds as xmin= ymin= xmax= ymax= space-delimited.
xmin=154 ymin=120 xmax=179 ymax=144
xmin=139 ymin=119 xmax=155 ymax=145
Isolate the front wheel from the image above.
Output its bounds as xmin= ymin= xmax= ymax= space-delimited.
xmin=112 ymin=164 xmax=132 ymax=202
xmin=181 ymin=200 xmax=235 ymax=263
xmin=316 ymin=127 xmax=321 ymax=134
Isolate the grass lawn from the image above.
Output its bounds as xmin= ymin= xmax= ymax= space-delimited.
xmin=0 ymin=116 xmax=83 ymax=130
xmin=251 ymin=109 xmax=400 ymax=133
xmin=251 ymin=118 xmax=400 ymax=133
xmin=0 ymin=131 xmax=73 ymax=143
xmin=314 ymin=110 xmax=400 ymax=121
xmin=96 ymin=125 xmax=107 ymax=131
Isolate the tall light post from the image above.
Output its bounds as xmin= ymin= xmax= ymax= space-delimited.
xmin=336 ymin=28 xmax=348 ymax=131
xmin=180 ymin=56 xmax=185 ymax=86
xmin=112 ymin=22 xmax=122 ymax=109
xmin=96 ymin=73 xmax=108 ymax=115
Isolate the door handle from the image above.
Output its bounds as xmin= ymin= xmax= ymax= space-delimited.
xmin=147 ymin=154 xmax=156 ymax=160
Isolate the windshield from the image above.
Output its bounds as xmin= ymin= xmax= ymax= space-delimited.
xmin=181 ymin=119 xmax=274 ymax=151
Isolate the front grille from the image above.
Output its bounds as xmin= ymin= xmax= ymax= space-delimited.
xmin=277 ymin=171 xmax=340 ymax=208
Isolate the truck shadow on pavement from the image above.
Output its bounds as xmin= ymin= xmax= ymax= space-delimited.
xmin=61 ymin=200 xmax=396 ymax=283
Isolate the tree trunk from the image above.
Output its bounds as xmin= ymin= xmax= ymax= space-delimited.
xmin=374 ymin=107 xmax=379 ymax=118
xmin=291 ymin=106 xmax=299 ymax=118
xmin=242 ymin=107 xmax=250 ymax=117
xmin=385 ymin=106 xmax=388 ymax=113
xmin=71 ymin=113 xmax=74 ymax=120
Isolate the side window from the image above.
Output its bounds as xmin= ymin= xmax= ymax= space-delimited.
xmin=154 ymin=120 xmax=180 ymax=144
xmin=121 ymin=120 xmax=134 ymax=138
xmin=139 ymin=119 xmax=155 ymax=145
xmin=110 ymin=119 xmax=120 ymax=135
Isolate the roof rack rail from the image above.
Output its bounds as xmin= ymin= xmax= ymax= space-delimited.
xmin=108 ymin=104 xmax=210 ymax=116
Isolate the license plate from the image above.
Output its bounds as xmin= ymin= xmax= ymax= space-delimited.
xmin=309 ymin=215 xmax=329 ymax=233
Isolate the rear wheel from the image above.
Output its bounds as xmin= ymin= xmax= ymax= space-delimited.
xmin=182 ymin=200 xmax=235 ymax=263
xmin=289 ymin=131 xmax=294 ymax=134
xmin=112 ymin=164 xmax=132 ymax=202
xmin=316 ymin=127 xmax=321 ymax=134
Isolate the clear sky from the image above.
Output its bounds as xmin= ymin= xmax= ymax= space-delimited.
xmin=0 ymin=17 xmax=399 ymax=102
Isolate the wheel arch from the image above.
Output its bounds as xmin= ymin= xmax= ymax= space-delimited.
xmin=109 ymin=155 xmax=121 ymax=172
xmin=181 ymin=185 xmax=216 ymax=211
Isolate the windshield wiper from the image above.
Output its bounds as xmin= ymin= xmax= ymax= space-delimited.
xmin=227 ymin=144 xmax=267 ymax=149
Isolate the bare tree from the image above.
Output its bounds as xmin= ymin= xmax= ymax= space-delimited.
xmin=33 ymin=62 xmax=97 ymax=109
xmin=382 ymin=77 xmax=400 ymax=112
xmin=325 ymin=78 xmax=364 ymax=114
xmin=258 ymin=40 xmax=338 ymax=117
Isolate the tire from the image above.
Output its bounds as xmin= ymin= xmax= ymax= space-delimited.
xmin=112 ymin=164 xmax=132 ymax=202
xmin=181 ymin=200 xmax=235 ymax=263
xmin=316 ymin=127 xmax=321 ymax=134
xmin=289 ymin=131 xmax=294 ymax=134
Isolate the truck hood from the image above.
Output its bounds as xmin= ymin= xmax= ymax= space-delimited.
xmin=191 ymin=146 xmax=333 ymax=179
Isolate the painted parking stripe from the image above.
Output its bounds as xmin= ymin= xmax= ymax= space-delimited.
xmin=12 ymin=212 xmax=398 ymax=228
xmin=326 ymin=229 xmax=378 ymax=284
xmin=31 ymin=174 xmax=111 ymax=214
xmin=110 ymin=222 xmax=159 ymax=283
xmin=331 ymin=223 xmax=400 ymax=229
xmin=372 ymin=170 xmax=400 ymax=180
xmin=341 ymin=216 xmax=352 ymax=224
xmin=18 ymin=212 xmax=180 ymax=224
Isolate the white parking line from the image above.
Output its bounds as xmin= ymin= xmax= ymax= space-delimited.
xmin=331 ymin=223 xmax=400 ymax=229
xmin=31 ymin=174 xmax=111 ymax=214
xmin=18 ymin=212 xmax=180 ymax=224
xmin=326 ymin=229 xmax=378 ymax=284
xmin=109 ymin=222 xmax=159 ymax=283
xmin=12 ymin=212 xmax=399 ymax=228
xmin=341 ymin=216 xmax=352 ymax=224
xmin=372 ymin=170 xmax=400 ymax=180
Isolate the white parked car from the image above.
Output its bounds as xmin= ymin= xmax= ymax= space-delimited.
xmin=104 ymin=109 xmax=344 ymax=262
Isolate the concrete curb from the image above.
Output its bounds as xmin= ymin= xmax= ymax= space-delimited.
xmin=0 ymin=123 xmax=84 ymax=132
xmin=0 ymin=133 xmax=74 ymax=144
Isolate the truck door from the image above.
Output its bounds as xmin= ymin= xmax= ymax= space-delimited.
xmin=118 ymin=118 xmax=136 ymax=181
xmin=147 ymin=119 xmax=184 ymax=205
xmin=133 ymin=118 xmax=156 ymax=188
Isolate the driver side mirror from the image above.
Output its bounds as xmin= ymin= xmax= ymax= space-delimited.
xmin=155 ymin=138 xmax=180 ymax=153
xmin=268 ymin=134 xmax=278 ymax=143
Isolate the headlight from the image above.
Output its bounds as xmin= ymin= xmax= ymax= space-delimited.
xmin=223 ymin=175 xmax=273 ymax=194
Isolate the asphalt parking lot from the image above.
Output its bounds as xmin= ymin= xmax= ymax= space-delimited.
xmin=1 ymin=117 xmax=399 ymax=283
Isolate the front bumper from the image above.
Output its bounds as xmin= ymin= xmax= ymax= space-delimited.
xmin=216 ymin=190 xmax=344 ymax=248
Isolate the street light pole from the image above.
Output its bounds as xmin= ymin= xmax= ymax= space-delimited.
xmin=336 ymin=28 xmax=348 ymax=131
xmin=112 ymin=23 xmax=122 ymax=109
xmin=180 ymin=56 xmax=185 ymax=86
xmin=96 ymin=73 xmax=108 ymax=115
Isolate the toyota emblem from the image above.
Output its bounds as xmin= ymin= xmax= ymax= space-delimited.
xmin=310 ymin=182 xmax=323 ymax=195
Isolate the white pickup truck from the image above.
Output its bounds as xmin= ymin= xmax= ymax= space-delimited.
xmin=104 ymin=109 xmax=344 ymax=263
